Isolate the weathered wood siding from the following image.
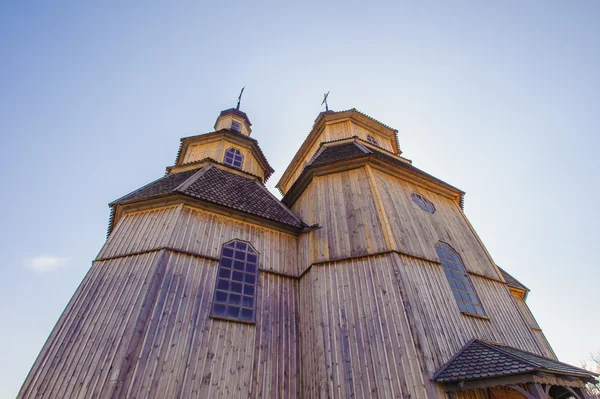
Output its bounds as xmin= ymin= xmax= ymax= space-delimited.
xmin=291 ymin=168 xmax=388 ymax=267
xmin=19 ymin=252 xmax=162 ymax=399
xmin=298 ymin=254 xmax=432 ymax=399
xmin=511 ymin=295 xmax=555 ymax=358
xmin=100 ymin=205 xmax=298 ymax=276
xmin=21 ymin=241 xmax=299 ymax=398
xmin=183 ymin=138 xmax=265 ymax=180
xmin=372 ymin=168 xmax=502 ymax=280
xmin=395 ymin=253 xmax=550 ymax=374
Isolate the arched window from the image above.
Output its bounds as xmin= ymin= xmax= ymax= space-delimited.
xmin=223 ymin=148 xmax=243 ymax=169
xmin=366 ymin=134 xmax=378 ymax=145
xmin=411 ymin=192 xmax=436 ymax=214
xmin=212 ymin=240 xmax=258 ymax=322
xmin=435 ymin=242 xmax=486 ymax=317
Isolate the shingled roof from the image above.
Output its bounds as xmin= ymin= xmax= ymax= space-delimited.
xmin=110 ymin=165 xmax=304 ymax=229
xmin=497 ymin=266 xmax=529 ymax=292
xmin=432 ymin=339 xmax=595 ymax=383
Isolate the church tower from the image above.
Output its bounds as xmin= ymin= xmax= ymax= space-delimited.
xmin=19 ymin=105 xmax=596 ymax=398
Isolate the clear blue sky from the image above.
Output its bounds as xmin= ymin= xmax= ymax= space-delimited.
xmin=1 ymin=1 xmax=599 ymax=397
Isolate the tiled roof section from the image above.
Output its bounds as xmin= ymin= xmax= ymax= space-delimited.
xmin=110 ymin=166 xmax=304 ymax=228
xmin=310 ymin=142 xmax=367 ymax=165
xmin=219 ymin=108 xmax=252 ymax=126
xmin=497 ymin=266 xmax=529 ymax=292
xmin=110 ymin=169 xmax=199 ymax=205
xmin=433 ymin=340 xmax=596 ymax=383
xmin=183 ymin=166 xmax=303 ymax=227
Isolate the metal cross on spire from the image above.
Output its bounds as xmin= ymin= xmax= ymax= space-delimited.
xmin=236 ymin=86 xmax=245 ymax=110
xmin=321 ymin=91 xmax=330 ymax=112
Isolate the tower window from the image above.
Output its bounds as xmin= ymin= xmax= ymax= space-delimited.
xmin=224 ymin=148 xmax=243 ymax=169
xmin=211 ymin=240 xmax=258 ymax=323
xmin=366 ymin=134 xmax=378 ymax=145
xmin=435 ymin=242 xmax=486 ymax=317
xmin=411 ymin=192 xmax=436 ymax=214
xmin=231 ymin=121 xmax=241 ymax=131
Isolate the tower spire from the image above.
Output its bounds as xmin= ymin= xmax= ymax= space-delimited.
xmin=321 ymin=91 xmax=330 ymax=112
xmin=236 ymin=86 xmax=245 ymax=110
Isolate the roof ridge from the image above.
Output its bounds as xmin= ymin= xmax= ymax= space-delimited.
xmin=487 ymin=342 xmax=597 ymax=376
xmin=174 ymin=165 xmax=212 ymax=193
xmin=252 ymin=180 xmax=306 ymax=227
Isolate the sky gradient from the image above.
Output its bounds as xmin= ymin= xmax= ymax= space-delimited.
xmin=1 ymin=1 xmax=599 ymax=397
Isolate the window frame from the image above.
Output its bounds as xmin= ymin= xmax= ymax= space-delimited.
xmin=210 ymin=239 xmax=259 ymax=324
xmin=223 ymin=147 xmax=244 ymax=169
xmin=435 ymin=242 xmax=487 ymax=318
xmin=366 ymin=134 xmax=378 ymax=145
xmin=230 ymin=120 xmax=241 ymax=131
xmin=411 ymin=192 xmax=436 ymax=214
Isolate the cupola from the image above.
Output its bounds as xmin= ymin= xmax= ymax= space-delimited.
xmin=214 ymin=108 xmax=252 ymax=136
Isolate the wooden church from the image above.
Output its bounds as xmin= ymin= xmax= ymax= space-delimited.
xmin=20 ymin=103 xmax=596 ymax=398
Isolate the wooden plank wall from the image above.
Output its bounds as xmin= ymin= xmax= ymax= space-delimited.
xmin=372 ymin=168 xmax=502 ymax=280
xmin=99 ymin=205 xmax=298 ymax=276
xmin=20 ymin=251 xmax=300 ymax=398
xmin=183 ymin=139 xmax=265 ymax=181
xmin=117 ymin=252 xmax=299 ymax=399
xmin=395 ymin=253 xmax=550 ymax=374
xmin=19 ymin=252 xmax=162 ymax=399
xmin=351 ymin=123 xmax=394 ymax=152
xmin=297 ymin=254 xmax=431 ymax=399
xmin=291 ymin=169 xmax=388 ymax=267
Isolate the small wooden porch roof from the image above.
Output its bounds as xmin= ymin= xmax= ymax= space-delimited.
xmin=433 ymin=339 xmax=597 ymax=398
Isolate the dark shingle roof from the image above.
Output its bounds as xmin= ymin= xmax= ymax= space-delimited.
xmin=111 ymin=165 xmax=304 ymax=228
xmin=433 ymin=339 xmax=595 ymax=383
xmin=310 ymin=142 xmax=367 ymax=165
xmin=497 ymin=266 xmax=529 ymax=292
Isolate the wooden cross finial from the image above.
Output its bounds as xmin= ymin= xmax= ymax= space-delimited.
xmin=321 ymin=91 xmax=330 ymax=112
xmin=236 ymin=86 xmax=245 ymax=110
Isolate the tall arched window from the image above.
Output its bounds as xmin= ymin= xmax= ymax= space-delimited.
xmin=366 ymin=134 xmax=378 ymax=145
xmin=223 ymin=148 xmax=243 ymax=169
xmin=211 ymin=240 xmax=258 ymax=322
xmin=435 ymin=242 xmax=486 ymax=317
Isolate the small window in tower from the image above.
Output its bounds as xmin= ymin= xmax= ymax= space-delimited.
xmin=223 ymin=147 xmax=243 ymax=169
xmin=435 ymin=242 xmax=487 ymax=317
xmin=211 ymin=240 xmax=259 ymax=323
xmin=411 ymin=192 xmax=436 ymax=214
xmin=231 ymin=121 xmax=241 ymax=131
xmin=366 ymin=134 xmax=378 ymax=145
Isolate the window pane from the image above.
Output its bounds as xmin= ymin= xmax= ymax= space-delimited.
xmin=215 ymin=291 xmax=228 ymax=302
xmin=222 ymin=248 xmax=234 ymax=258
xmin=232 ymin=271 xmax=244 ymax=282
xmin=436 ymin=242 xmax=486 ymax=316
xmin=227 ymin=306 xmax=240 ymax=318
xmin=229 ymin=294 xmax=241 ymax=305
xmin=212 ymin=240 xmax=259 ymax=322
xmin=234 ymin=260 xmax=245 ymax=271
xmin=240 ymin=308 xmax=253 ymax=321
xmin=231 ymin=283 xmax=243 ymax=294
xmin=242 ymin=296 xmax=253 ymax=307
xmin=213 ymin=304 xmax=226 ymax=316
